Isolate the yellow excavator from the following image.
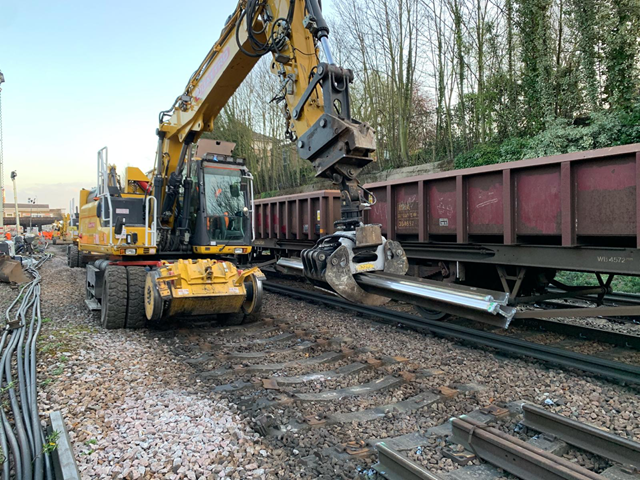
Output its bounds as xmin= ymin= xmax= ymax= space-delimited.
xmin=72 ymin=0 xmax=408 ymax=329
xmin=53 ymin=206 xmax=79 ymax=245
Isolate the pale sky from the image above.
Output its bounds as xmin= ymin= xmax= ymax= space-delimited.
xmin=0 ymin=0 xmax=335 ymax=211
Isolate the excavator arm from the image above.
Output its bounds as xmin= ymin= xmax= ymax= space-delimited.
xmin=154 ymin=0 xmax=374 ymax=235
xmin=153 ymin=0 xmax=408 ymax=306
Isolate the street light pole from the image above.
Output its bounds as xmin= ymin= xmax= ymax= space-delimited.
xmin=0 ymin=70 xmax=5 ymax=233
xmin=10 ymin=171 xmax=19 ymax=234
xmin=28 ymin=197 xmax=36 ymax=230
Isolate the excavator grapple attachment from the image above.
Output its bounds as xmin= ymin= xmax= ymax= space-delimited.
xmin=144 ymin=259 xmax=264 ymax=321
xmin=0 ymin=256 xmax=30 ymax=284
xmin=301 ymin=225 xmax=409 ymax=306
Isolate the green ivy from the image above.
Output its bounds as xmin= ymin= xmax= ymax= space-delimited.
xmin=454 ymin=103 xmax=640 ymax=169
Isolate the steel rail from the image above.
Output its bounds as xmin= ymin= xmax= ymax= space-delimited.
xmin=451 ymin=417 xmax=603 ymax=480
xmin=274 ymin=258 xmax=516 ymax=327
xmin=373 ymin=442 xmax=444 ymax=480
xmin=264 ymin=282 xmax=640 ymax=384
xmin=547 ymin=288 xmax=640 ymax=308
xmin=522 ymin=404 xmax=640 ymax=469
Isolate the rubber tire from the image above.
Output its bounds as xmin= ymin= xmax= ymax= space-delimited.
xmin=125 ymin=267 xmax=147 ymax=329
xmin=68 ymin=245 xmax=79 ymax=268
xmin=101 ymin=266 xmax=128 ymax=329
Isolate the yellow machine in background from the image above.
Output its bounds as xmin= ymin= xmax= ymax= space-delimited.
xmin=71 ymin=0 xmax=406 ymax=329
xmin=52 ymin=213 xmax=78 ymax=245
xmin=75 ymin=157 xmax=156 ymax=257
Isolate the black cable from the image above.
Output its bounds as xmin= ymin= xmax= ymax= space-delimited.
xmin=0 ymin=330 xmax=9 ymax=480
xmin=2 ymin=410 xmax=21 ymax=480
xmin=293 ymin=47 xmax=317 ymax=57
xmin=236 ymin=0 xmax=296 ymax=58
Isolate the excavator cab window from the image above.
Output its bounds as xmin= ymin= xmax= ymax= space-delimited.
xmin=202 ymin=165 xmax=251 ymax=244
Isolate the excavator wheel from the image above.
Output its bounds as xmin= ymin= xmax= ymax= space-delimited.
xmin=68 ymin=244 xmax=80 ymax=268
xmin=144 ymin=270 xmax=164 ymax=322
xmin=219 ymin=273 xmax=264 ymax=326
xmin=125 ymin=267 xmax=147 ymax=329
xmin=101 ymin=266 xmax=128 ymax=329
xmin=241 ymin=273 xmax=263 ymax=324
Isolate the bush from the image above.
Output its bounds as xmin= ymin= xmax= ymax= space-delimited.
xmin=454 ymin=101 xmax=640 ymax=170
xmin=454 ymin=143 xmax=502 ymax=169
xmin=454 ymin=137 xmax=529 ymax=169
xmin=617 ymin=102 xmax=640 ymax=145
xmin=557 ymin=271 xmax=640 ymax=293
xmin=522 ymin=113 xmax=624 ymax=158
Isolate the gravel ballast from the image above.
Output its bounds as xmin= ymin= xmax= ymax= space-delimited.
xmin=25 ymin=248 xmax=640 ymax=479
xmin=34 ymin=250 xmax=273 ymax=479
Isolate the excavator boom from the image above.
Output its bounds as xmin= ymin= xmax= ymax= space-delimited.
xmin=155 ymin=0 xmax=376 ymax=238
xmin=152 ymin=0 xmax=407 ymax=306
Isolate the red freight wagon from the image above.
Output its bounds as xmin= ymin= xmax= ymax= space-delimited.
xmin=255 ymin=191 xmax=342 ymax=243
xmin=254 ymin=144 xmax=640 ymax=288
xmin=364 ymin=145 xmax=638 ymax=246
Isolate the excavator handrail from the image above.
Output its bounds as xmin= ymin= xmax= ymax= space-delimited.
xmin=244 ymin=171 xmax=256 ymax=242
xmin=145 ymin=196 xmax=157 ymax=247
xmin=96 ymin=147 xmax=114 ymax=246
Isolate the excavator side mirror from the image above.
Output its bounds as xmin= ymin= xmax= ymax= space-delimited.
xmin=230 ymin=184 xmax=240 ymax=198
xmin=114 ymin=216 xmax=126 ymax=235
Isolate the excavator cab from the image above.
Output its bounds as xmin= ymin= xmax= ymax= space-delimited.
xmin=193 ymin=161 xmax=252 ymax=246
xmin=188 ymin=140 xmax=254 ymax=255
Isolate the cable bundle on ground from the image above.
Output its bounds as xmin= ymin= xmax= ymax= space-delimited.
xmin=0 ymin=253 xmax=53 ymax=479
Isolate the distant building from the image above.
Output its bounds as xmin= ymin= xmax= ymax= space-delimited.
xmin=3 ymin=203 xmax=63 ymax=218
xmin=3 ymin=203 xmax=63 ymax=228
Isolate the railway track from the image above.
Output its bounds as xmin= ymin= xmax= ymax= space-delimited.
xmin=574 ymin=290 xmax=640 ymax=308
xmin=541 ymin=288 xmax=640 ymax=326
xmin=263 ymin=266 xmax=640 ymax=350
xmin=153 ymin=285 xmax=640 ymax=479
xmin=422 ymin=301 xmax=640 ymax=350
xmin=263 ymin=282 xmax=640 ymax=385
xmin=157 ymin=316 xmax=471 ymax=478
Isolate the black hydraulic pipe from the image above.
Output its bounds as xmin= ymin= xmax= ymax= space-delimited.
xmin=305 ymin=0 xmax=330 ymax=39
